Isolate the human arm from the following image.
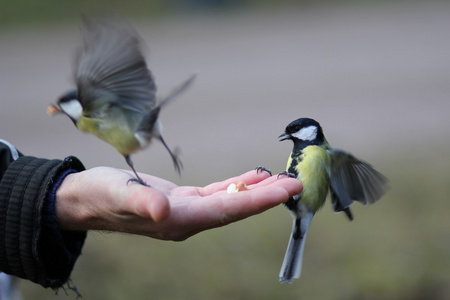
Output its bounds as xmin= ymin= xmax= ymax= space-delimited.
xmin=0 ymin=140 xmax=302 ymax=289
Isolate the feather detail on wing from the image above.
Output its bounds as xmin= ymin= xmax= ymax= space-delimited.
xmin=328 ymin=149 xmax=388 ymax=214
xmin=75 ymin=17 xmax=156 ymax=113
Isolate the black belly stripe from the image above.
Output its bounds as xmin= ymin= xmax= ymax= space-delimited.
xmin=287 ymin=151 xmax=303 ymax=177
xmin=284 ymin=151 xmax=303 ymax=211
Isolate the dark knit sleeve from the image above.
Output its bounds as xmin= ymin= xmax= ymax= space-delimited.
xmin=0 ymin=155 xmax=87 ymax=289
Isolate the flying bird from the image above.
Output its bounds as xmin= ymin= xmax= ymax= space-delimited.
xmin=48 ymin=18 xmax=195 ymax=186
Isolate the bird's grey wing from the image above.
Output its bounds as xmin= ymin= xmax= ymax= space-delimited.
xmin=74 ymin=18 xmax=156 ymax=113
xmin=328 ymin=149 xmax=387 ymax=213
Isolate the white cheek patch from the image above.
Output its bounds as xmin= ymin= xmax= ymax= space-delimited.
xmin=292 ymin=125 xmax=317 ymax=141
xmin=59 ymin=100 xmax=83 ymax=121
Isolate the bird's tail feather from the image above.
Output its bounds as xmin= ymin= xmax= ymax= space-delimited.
xmin=279 ymin=213 xmax=313 ymax=283
xmin=158 ymin=74 xmax=197 ymax=109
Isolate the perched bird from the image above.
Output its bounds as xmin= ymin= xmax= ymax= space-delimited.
xmin=48 ymin=18 xmax=196 ymax=186
xmin=276 ymin=117 xmax=387 ymax=283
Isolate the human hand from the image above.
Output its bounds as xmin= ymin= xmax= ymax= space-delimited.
xmin=55 ymin=167 xmax=302 ymax=241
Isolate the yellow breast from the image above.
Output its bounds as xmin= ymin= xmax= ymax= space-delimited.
xmin=286 ymin=146 xmax=330 ymax=212
xmin=77 ymin=117 xmax=141 ymax=155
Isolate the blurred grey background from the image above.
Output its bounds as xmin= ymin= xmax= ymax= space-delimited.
xmin=1 ymin=1 xmax=450 ymax=299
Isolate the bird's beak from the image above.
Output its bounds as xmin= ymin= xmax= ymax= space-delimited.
xmin=278 ymin=132 xmax=290 ymax=141
xmin=47 ymin=104 xmax=61 ymax=116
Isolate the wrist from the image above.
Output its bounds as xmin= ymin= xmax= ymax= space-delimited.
xmin=55 ymin=172 xmax=90 ymax=231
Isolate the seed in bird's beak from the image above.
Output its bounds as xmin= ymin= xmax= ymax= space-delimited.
xmin=47 ymin=104 xmax=60 ymax=116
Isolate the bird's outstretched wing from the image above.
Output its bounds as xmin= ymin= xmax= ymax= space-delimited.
xmin=75 ymin=17 xmax=156 ymax=114
xmin=328 ymin=149 xmax=388 ymax=215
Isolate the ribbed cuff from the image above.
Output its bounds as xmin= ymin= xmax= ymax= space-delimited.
xmin=0 ymin=156 xmax=86 ymax=288
xmin=41 ymin=166 xmax=87 ymax=288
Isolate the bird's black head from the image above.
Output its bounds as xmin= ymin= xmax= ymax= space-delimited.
xmin=54 ymin=90 xmax=82 ymax=124
xmin=279 ymin=117 xmax=325 ymax=148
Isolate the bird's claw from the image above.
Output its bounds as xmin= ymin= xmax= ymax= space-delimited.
xmin=171 ymin=148 xmax=183 ymax=176
xmin=255 ymin=166 xmax=272 ymax=176
xmin=127 ymin=177 xmax=151 ymax=187
xmin=160 ymin=138 xmax=183 ymax=176
xmin=277 ymin=171 xmax=297 ymax=179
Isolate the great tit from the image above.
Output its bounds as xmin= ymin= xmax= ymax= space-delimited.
xmin=276 ymin=117 xmax=387 ymax=283
xmin=48 ymin=18 xmax=195 ymax=186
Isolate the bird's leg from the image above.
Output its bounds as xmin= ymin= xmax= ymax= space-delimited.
xmin=124 ymin=155 xmax=151 ymax=187
xmin=159 ymin=136 xmax=183 ymax=175
xmin=255 ymin=166 xmax=272 ymax=176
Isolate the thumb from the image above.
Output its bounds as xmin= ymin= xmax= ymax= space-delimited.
xmin=126 ymin=186 xmax=171 ymax=222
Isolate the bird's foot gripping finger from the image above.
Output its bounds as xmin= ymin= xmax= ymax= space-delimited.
xmin=255 ymin=166 xmax=272 ymax=176
xmin=277 ymin=171 xmax=297 ymax=179
xmin=127 ymin=177 xmax=151 ymax=188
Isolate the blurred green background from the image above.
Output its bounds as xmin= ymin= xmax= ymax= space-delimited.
xmin=1 ymin=0 xmax=450 ymax=299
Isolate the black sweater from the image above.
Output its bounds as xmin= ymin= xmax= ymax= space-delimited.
xmin=0 ymin=139 xmax=87 ymax=289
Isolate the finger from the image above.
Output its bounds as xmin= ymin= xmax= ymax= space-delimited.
xmin=198 ymin=186 xmax=290 ymax=228
xmin=222 ymin=177 xmax=303 ymax=216
xmin=187 ymin=177 xmax=302 ymax=229
xmin=242 ymin=174 xmax=286 ymax=189
xmin=201 ymin=169 xmax=271 ymax=195
xmin=265 ymin=177 xmax=303 ymax=197
xmin=125 ymin=186 xmax=171 ymax=223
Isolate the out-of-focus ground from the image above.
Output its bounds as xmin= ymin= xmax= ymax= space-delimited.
xmin=1 ymin=1 xmax=450 ymax=299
